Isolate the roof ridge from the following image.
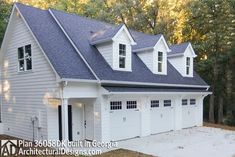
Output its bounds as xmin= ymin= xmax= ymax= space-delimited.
xmin=48 ymin=7 xmax=164 ymax=38
xmin=49 ymin=8 xmax=115 ymax=27
xmin=16 ymin=2 xmax=164 ymax=39
xmin=15 ymin=2 xmax=46 ymax=11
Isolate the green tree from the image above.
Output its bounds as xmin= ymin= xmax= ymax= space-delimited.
xmin=0 ymin=0 xmax=11 ymax=45
xmin=185 ymin=0 xmax=235 ymax=123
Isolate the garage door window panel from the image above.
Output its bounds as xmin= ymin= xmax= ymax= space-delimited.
xmin=151 ymin=100 xmax=159 ymax=108
xmin=110 ymin=101 xmax=122 ymax=110
xmin=164 ymin=100 xmax=171 ymax=107
xmin=182 ymin=99 xmax=188 ymax=106
xmin=190 ymin=99 xmax=196 ymax=105
xmin=127 ymin=101 xmax=137 ymax=109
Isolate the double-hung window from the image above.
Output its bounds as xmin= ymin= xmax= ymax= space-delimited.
xmin=18 ymin=44 xmax=32 ymax=72
xmin=119 ymin=44 xmax=126 ymax=68
xmin=158 ymin=51 xmax=163 ymax=72
xmin=186 ymin=57 xmax=190 ymax=75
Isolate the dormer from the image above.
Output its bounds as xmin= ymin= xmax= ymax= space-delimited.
xmin=90 ymin=24 xmax=136 ymax=71
xmin=133 ymin=35 xmax=171 ymax=75
xmin=168 ymin=42 xmax=197 ymax=77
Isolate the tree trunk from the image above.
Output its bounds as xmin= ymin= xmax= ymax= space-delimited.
xmin=209 ymin=94 xmax=215 ymax=123
xmin=209 ymin=61 xmax=218 ymax=123
xmin=218 ymin=96 xmax=224 ymax=124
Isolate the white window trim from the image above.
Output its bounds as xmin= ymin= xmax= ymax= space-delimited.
xmin=18 ymin=44 xmax=33 ymax=73
xmin=153 ymin=50 xmax=167 ymax=75
xmin=151 ymin=100 xmax=160 ymax=108
xmin=186 ymin=57 xmax=191 ymax=75
xmin=110 ymin=101 xmax=122 ymax=110
xmin=118 ymin=43 xmax=126 ymax=69
xmin=163 ymin=100 xmax=171 ymax=107
xmin=182 ymin=99 xmax=188 ymax=106
xmin=190 ymin=99 xmax=196 ymax=105
xmin=126 ymin=100 xmax=137 ymax=109
xmin=157 ymin=51 xmax=163 ymax=73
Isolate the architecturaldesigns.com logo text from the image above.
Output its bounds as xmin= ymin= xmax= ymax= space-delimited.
xmin=0 ymin=139 xmax=117 ymax=156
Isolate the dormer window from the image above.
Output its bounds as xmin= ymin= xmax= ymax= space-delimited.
xmin=158 ymin=51 xmax=163 ymax=72
xmin=119 ymin=44 xmax=126 ymax=68
xmin=186 ymin=57 xmax=190 ymax=75
xmin=92 ymin=24 xmax=135 ymax=71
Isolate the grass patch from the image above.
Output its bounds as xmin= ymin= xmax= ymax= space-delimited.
xmin=204 ymin=122 xmax=235 ymax=131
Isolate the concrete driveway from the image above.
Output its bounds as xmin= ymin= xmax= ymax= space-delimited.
xmin=117 ymin=127 xmax=235 ymax=157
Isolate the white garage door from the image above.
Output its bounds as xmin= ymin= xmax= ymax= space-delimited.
xmin=150 ymin=100 xmax=174 ymax=134
xmin=109 ymin=101 xmax=141 ymax=141
xmin=182 ymin=99 xmax=197 ymax=128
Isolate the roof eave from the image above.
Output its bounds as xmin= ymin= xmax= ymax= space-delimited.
xmin=103 ymin=91 xmax=212 ymax=95
xmin=167 ymin=53 xmax=184 ymax=58
xmin=101 ymin=80 xmax=210 ymax=89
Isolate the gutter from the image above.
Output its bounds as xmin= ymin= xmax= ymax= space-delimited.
xmin=101 ymin=80 xmax=210 ymax=89
xmin=103 ymin=91 xmax=212 ymax=95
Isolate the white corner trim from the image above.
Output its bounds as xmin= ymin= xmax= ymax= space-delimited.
xmin=13 ymin=5 xmax=60 ymax=79
xmin=48 ymin=9 xmax=100 ymax=82
xmin=101 ymin=80 xmax=210 ymax=89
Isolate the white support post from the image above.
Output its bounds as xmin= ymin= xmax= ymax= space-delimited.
xmin=62 ymin=98 xmax=69 ymax=141
xmin=196 ymin=96 xmax=204 ymax=126
xmin=100 ymin=95 xmax=110 ymax=142
xmin=174 ymin=95 xmax=183 ymax=130
xmin=140 ymin=96 xmax=151 ymax=136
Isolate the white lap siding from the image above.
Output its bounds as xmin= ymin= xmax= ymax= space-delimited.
xmin=1 ymin=12 xmax=59 ymax=141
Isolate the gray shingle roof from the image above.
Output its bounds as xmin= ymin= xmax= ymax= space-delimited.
xmin=169 ymin=42 xmax=190 ymax=55
xmin=16 ymin=3 xmax=96 ymax=80
xmin=131 ymin=32 xmax=162 ymax=51
xmin=15 ymin=3 xmax=208 ymax=87
xmin=90 ymin=24 xmax=124 ymax=45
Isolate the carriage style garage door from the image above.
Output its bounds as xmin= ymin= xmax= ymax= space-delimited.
xmin=182 ymin=99 xmax=197 ymax=128
xmin=109 ymin=101 xmax=141 ymax=141
xmin=150 ymin=100 xmax=174 ymax=134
